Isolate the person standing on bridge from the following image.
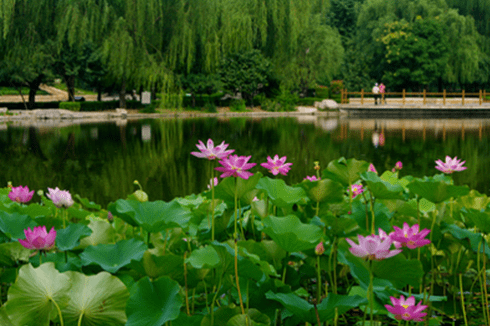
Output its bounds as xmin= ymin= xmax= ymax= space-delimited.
xmin=379 ymin=83 xmax=386 ymax=104
xmin=372 ymin=83 xmax=380 ymax=105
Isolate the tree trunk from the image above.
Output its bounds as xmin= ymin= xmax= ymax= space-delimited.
xmin=97 ymin=86 xmax=102 ymax=102
xmin=119 ymin=79 xmax=127 ymax=108
xmin=64 ymin=75 xmax=76 ymax=101
xmin=27 ymin=74 xmax=44 ymax=110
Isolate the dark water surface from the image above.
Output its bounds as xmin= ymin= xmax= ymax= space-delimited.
xmin=2 ymin=116 xmax=489 ymax=206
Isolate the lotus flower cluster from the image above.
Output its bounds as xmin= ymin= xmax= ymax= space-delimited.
xmin=385 ymin=295 xmax=428 ymax=321
xmin=260 ymin=155 xmax=293 ymax=176
xmin=351 ymin=184 xmax=364 ymax=198
xmin=47 ymin=187 xmax=74 ymax=208
xmin=435 ymin=156 xmax=467 ymax=174
xmin=215 ymin=155 xmax=256 ymax=180
xmin=346 ymin=234 xmax=402 ymax=260
xmin=8 ymin=185 xmax=34 ymax=203
xmin=19 ymin=226 xmax=56 ymax=251
xmin=191 ymin=139 xmax=235 ymax=160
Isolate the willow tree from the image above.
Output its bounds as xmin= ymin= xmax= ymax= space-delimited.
xmin=101 ymin=0 xmax=173 ymax=108
xmin=0 ymin=0 xmax=58 ymax=109
xmin=164 ymin=0 xmax=343 ymax=100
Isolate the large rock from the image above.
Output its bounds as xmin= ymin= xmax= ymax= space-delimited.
xmin=314 ymin=99 xmax=338 ymax=110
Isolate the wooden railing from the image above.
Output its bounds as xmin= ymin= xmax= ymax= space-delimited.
xmin=340 ymin=89 xmax=489 ymax=105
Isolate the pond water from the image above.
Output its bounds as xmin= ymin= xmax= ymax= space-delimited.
xmin=2 ymin=116 xmax=489 ymax=206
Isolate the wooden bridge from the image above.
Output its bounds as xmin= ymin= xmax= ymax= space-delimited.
xmin=339 ymin=89 xmax=490 ymax=116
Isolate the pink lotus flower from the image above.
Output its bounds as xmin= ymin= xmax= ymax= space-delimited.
xmin=315 ymin=242 xmax=325 ymax=255
xmin=385 ymin=295 xmax=428 ymax=322
xmin=435 ymin=156 xmax=467 ymax=174
xmin=390 ymin=223 xmax=431 ymax=249
xmin=215 ymin=155 xmax=256 ymax=179
xmin=346 ymin=234 xmax=402 ymax=260
xmin=46 ymin=187 xmax=74 ymax=208
xmin=207 ymin=177 xmax=219 ymax=189
xmin=304 ymin=175 xmax=320 ymax=181
xmin=191 ymin=139 xmax=235 ymax=160
xmin=19 ymin=226 xmax=56 ymax=250
xmin=368 ymin=164 xmax=377 ymax=174
xmin=351 ymin=184 xmax=364 ymax=198
xmin=8 ymin=185 xmax=34 ymax=203
xmin=260 ymin=155 xmax=293 ymax=176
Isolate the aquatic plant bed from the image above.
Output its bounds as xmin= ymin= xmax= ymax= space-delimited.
xmin=0 ymin=147 xmax=487 ymax=325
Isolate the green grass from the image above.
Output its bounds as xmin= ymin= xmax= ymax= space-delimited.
xmin=0 ymin=87 xmax=49 ymax=95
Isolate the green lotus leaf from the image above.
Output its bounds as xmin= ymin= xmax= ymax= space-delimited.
xmin=108 ymin=199 xmax=193 ymax=232
xmin=76 ymin=220 xmax=115 ymax=249
xmin=407 ymin=180 xmax=469 ymax=203
xmin=80 ymin=239 xmax=147 ymax=273
xmin=299 ymin=179 xmax=344 ymax=203
xmin=0 ymin=211 xmax=37 ymax=240
xmin=463 ymin=208 xmax=490 ymax=233
xmin=5 ymin=263 xmax=71 ymax=326
xmin=200 ymin=305 xmax=242 ymax=326
xmin=212 ymin=173 xmax=262 ymax=205
xmin=211 ymin=241 xmax=266 ymax=281
xmin=322 ymin=157 xmax=369 ymax=186
xmin=226 ymin=309 xmax=271 ymax=326
xmin=360 ymin=172 xmax=404 ymax=199
xmin=185 ymin=245 xmax=221 ymax=269
xmin=30 ymin=252 xmax=82 ymax=272
xmin=62 ymin=271 xmax=130 ymax=326
xmin=256 ymin=177 xmax=308 ymax=208
xmin=457 ymin=190 xmax=490 ymax=211
xmin=262 ymin=215 xmax=322 ymax=252
xmin=172 ymin=313 xmax=203 ymax=326
xmin=0 ymin=242 xmax=31 ymax=267
xmin=56 ymin=223 xmax=93 ymax=251
xmin=372 ymin=254 xmax=424 ymax=288
xmin=75 ymin=194 xmax=102 ymax=210
xmin=0 ymin=306 xmax=14 ymax=326
xmin=19 ymin=202 xmax=54 ymax=219
xmin=126 ymin=276 xmax=183 ymax=326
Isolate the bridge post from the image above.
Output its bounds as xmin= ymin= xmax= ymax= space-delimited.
xmin=443 ymin=90 xmax=446 ymax=105
xmin=361 ymin=89 xmax=364 ymax=105
xmin=423 ymin=89 xmax=426 ymax=105
xmin=402 ymin=89 xmax=406 ymax=106
xmin=480 ymin=90 xmax=482 ymax=105
xmin=462 ymin=90 xmax=465 ymax=106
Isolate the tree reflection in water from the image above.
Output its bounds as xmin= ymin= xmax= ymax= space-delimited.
xmin=0 ymin=116 xmax=488 ymax=206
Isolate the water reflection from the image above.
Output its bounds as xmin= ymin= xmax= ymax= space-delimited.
xmin=1 ymin=116 xmax=489 ymax=206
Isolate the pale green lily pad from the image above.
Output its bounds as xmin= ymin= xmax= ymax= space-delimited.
xmin=76 ymin=220 xmax=115 ymax=249
xmin=62 ymin=271 xmax=130 ymax=326
xmin=5 ymin=263 xmax=71 ymax=326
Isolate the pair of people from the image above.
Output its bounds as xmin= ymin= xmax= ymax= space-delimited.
xmin=372 ymin=83 xmax=386 ymax=105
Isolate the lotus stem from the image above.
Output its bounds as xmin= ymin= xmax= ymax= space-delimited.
xmin=51 ymin=298 xmax=64 ymax=326
xmin=211 ymin=167 xmax=216 ymax=241
xmin=210 ymin=275 xmax=222 ymax=326
xmin=234 ymin=239 xmax=245 ymax=314
xmin=39 ymin=252 xmax=42 ymax=265
xmin=184 ymin=252 xmax=190 ymax=316
xmin=369 ymin=191 xmax=375 ymax=234
xmin=234 ymin=177 xmax=238 ymax=239
xmin=483 ymin=236 xmax=490 ymax=325
xmin=368 ymin=260 xmax=374 ymax=326
xmin=77 ymin=312 xmax=84 ymax=326
xmin=316 ymin=255 xmax=321 ymax=302
xmin=459 ymin=273 xmax=468 ymax=326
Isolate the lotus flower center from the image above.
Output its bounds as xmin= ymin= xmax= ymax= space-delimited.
xmin=402 ymin=312 xmax=411 ymax=318
xmin=402 ymin=304 xmax=409 ymax=309
xmin=15 ymin=197 xmax=20 ymax=203
xmin=368 ymin=254 xmax=376 ymax=260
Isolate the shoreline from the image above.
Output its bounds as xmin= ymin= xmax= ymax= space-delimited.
xmin=0 ymin=107 xmax=340 ymax=128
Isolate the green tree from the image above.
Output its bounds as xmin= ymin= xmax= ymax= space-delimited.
xmin=219 ymin=50 xmax=271 ymax=105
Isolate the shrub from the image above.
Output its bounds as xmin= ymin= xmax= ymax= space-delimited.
xmin=203 ymin=102 xmax=217 ymax=113
xmin=296 ymin=97 xmax=324 ymax=106
xmin=275 ymin=88 xmax=299 ymax=111
xmin=315 ymin=86 xmax=330 ymax=98
xmin=230 ymin=99 xmax=247 ymax=112
xmin=330 ymin=80 xmax=344 ymax=94
xmin=260 ymin=98 xmax=281 ymax=111
xmin=59 ymin=102 xmax=81 ymax=111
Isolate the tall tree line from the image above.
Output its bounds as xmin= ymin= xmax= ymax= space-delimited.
xmin=0 ymin=0 xmax=489 ymax=109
